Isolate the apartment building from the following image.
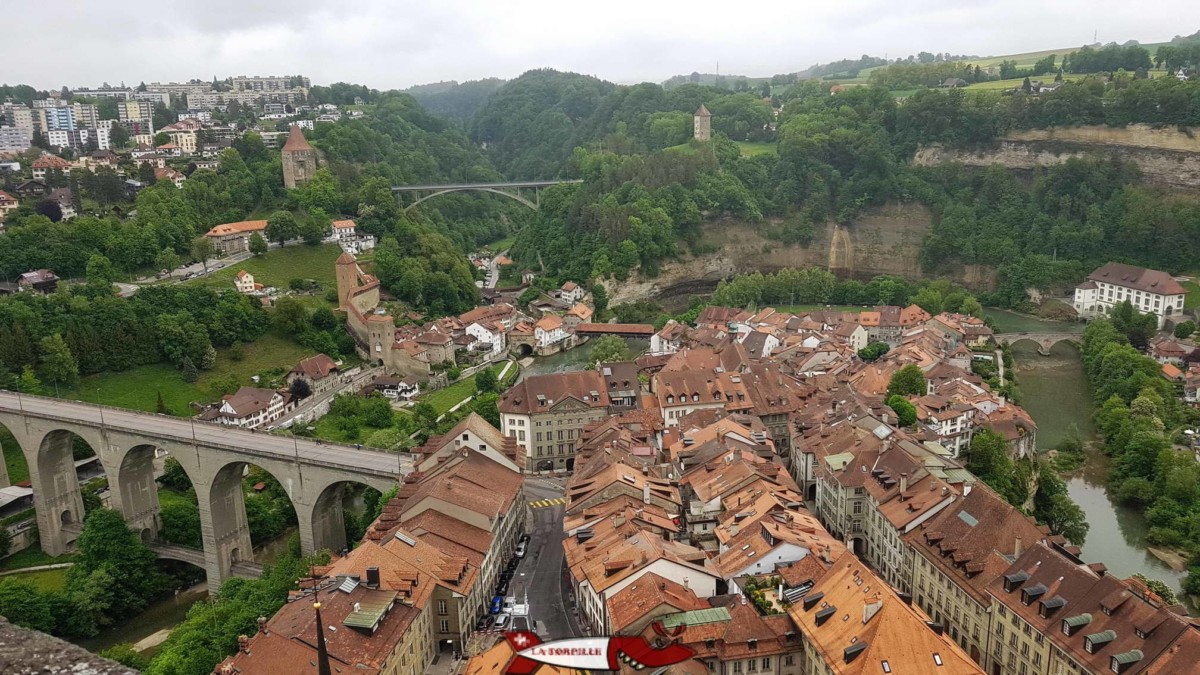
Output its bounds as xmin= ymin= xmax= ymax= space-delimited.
xmin=788 ymin=551 xmax=984 ymax=675
xmin=905 ymin=485 xmax=1050 ymax=671
xmin=987 ymin=542 xmax=1194 ymax=675
xmin=116 ymin=100 xmax=153 ymax=124
xmin=499 ymin=369 xmax=611 ymax=471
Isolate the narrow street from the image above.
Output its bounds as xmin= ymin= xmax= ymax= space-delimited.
xmin=519 ymin=476 xmax=581 ymax=640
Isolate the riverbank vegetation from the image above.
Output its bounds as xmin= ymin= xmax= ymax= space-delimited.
xmin=1079 ymin=312 xmax=1200 ymax=592
xmin=0 ymin=509 xmax=181 ymax=639
xmin=143 ymin=538 xmax=329 ymax=675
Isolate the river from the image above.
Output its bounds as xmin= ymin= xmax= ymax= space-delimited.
xmin=71 ymin=526 xmax=299 ymax=656
xmin=989 ymin=309 xmax=1194 ymax=611
xmin=519 ymin=337 xmax=649 ymax=380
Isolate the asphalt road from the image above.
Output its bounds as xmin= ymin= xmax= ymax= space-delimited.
xmin=519 ymin=476 xmax=581 ymax=640
xmin=0 ymin=391 xmax=412 ymax=478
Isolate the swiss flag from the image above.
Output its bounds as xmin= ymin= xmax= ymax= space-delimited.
xmin=503 ymin=631 xmax=544 ymax=675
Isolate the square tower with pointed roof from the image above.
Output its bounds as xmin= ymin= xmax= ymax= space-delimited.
xmin=694 ymin=104 xmax=712 ymax=141
xmin=281 ymin=124 xmax=317 ymax=189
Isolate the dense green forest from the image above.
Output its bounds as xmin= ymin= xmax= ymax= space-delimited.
xmin=472 ymin=69 xmax=1200 ymax=306
xmin=404 ymin=78 xmax=507 ymax=122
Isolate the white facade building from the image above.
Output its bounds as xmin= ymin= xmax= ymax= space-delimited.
xmin=1074 ymin=262 xmax=1186 ymax=329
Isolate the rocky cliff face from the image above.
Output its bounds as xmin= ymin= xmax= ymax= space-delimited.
xmin=914 ymin=124 xmax=1200 ymax=191
xmin=608 ymin=203 xmax=995 ymax=308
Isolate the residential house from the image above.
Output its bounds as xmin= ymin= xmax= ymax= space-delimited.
xmin=31 ymin=154 xmax=71 ymax=180
xmin=654 ymin=366 xmax=751 ymax=427
xmin=559 ymin=281 xmax=585 ymax=304
xmin=11 ymin=180 xmax=48 ymax=200
xmin=331 ymin=219 xmax=376 ymax=254
xmin=286 ymin=354 xmax=341 ymax=396
xmin=153 ymin=166 xmax=186 ymax=188
xmin=563 ymin=303 xmax=593 ymax=329
xmin=1073 ymin=262 xmax=1186 ymax=329
xmin=233 ymin=270 xmax=261 ymax=294
xmin=652 ymin=320 xmax=689 ymax=355
xmin=17 ymin=269 xmax=59 ymax=293
xmin=0 ymin=190 xmax=17 ymax=222
xmin=206 ymin=386 xmax=290 ymax=428
xmin=563 ymin=505 xmax=719 ymax=634
xmin=913 ymin=394 xmax=976 ymax=457
xmin=367 ymin=375 xmax=420 ymax=401
xmin=534 ymin=314 xmax=568 ymax=349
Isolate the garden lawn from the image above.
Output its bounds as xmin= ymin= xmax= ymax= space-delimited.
xmin=0 ymin=547 xmax=74 ymax=572
xmin=188 ymin=244 xmax=343 ymax=299
xmin=734 ymin=141 xmax=777 ymax=157
xmin=418 ymin=362 xmax=515 ymax=416
xmin=60 ymin=334 xmax=317 ymax=415
xmin=3 ymin=568 xmax=69 ymax=592
xmin=1182 ymin=278 xmax=1200 ymax=310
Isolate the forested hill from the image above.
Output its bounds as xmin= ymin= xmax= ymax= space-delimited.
xmin=468 ymin=69 xmax=775 ymax=177
xmin=403 ymin=78 xmax=507 ymax=123
xmin=481 ymin=70 xmax=1200 ymax=312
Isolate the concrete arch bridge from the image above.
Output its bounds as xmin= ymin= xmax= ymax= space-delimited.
xmin=0 ymin=392 xmax=412 ymax=591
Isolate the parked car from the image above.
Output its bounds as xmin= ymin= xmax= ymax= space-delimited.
xmin=494 ymin=613 xmax=511 ymax=630
xmin=499 ymin=570 xmax=514 ymax=582
xmin=515 ymin=541 xmax=528 ymax=558
xmin=495 ymin=580 xmax=509 ymax=596
xmin=506 ymin=558 xmax=519 ymax=571
xmin=519 ymin=533 xmax=531 ymax=545
xmin=490 ymin=595 xmax=504 ymax=614
xmin=476 ymin=614 xmax=495 ymax=630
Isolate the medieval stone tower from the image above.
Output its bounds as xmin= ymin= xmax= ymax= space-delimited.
xmin=335 ymin=251 xmax=358 ymax=311
xmin=693 ymin=104 xmax=712 ymax=141
xmin=281 ymin=124 xmax=317 ymax=189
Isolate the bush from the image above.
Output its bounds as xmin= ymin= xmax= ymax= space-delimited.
xmin=1174 ymin=320 xmax=1196 ymax=339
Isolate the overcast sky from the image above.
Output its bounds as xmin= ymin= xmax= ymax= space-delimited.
xmin=3 ymin=1 xmax=1194 ymax=90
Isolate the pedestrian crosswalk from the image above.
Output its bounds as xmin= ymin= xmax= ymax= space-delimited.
xmin=528 ymin=497 xmax=567 ymax=509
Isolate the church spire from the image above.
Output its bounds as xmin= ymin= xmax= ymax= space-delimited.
xmin=314 ymin=601 xmax=332 ymax=675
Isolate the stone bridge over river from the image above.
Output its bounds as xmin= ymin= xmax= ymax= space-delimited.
xmin=993 ymin=332 xmax=1082 ymax=355
xmin=0 ymin=392 xmax=412 ymax=590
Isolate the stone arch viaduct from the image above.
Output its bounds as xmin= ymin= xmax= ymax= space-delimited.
xmin=0 ymin=392 xmax=411 ymax=590
xmin=993 ymin=332 xmax=1082 ymax=355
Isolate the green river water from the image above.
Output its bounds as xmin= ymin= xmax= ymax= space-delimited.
xmin=987 ymin=310 xmax=1192 ymax=610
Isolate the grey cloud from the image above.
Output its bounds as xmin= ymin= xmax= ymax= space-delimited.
xmin=0 ymin=1 xmax=1192 ymax=90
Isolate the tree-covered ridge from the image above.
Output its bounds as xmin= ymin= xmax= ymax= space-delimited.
xmin=404 ymin=78 xmax=507 ymax=122
xmin=469 ymin=69 xmax=776 ymax=177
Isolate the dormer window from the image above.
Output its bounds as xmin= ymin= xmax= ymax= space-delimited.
xmin=1084 ymin=630 xmax=1116 ymax=654
xmin=692 ymin=394 xmax=699 ymax=402
xmin=667 ymin=395 xmax=674 ymax=404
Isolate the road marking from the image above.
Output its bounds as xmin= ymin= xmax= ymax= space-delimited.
xmin=528 ymin=497 xmax=567 ymax=509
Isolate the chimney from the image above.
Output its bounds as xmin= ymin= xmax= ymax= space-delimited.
xmin=1014 ymin=536 xmax=1023 ymax=558
xmin=257 ymin=616 xmax=268 ymax=634
xmin=683 ymin=576 xmax=689 ymax=590
xmin=366 ymin=566 xmax=380 ymax=588
xmin=237 ymin=635 xmax=250 ymax=654
xmin=899 ymin=473 xmax=908 ymax=494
